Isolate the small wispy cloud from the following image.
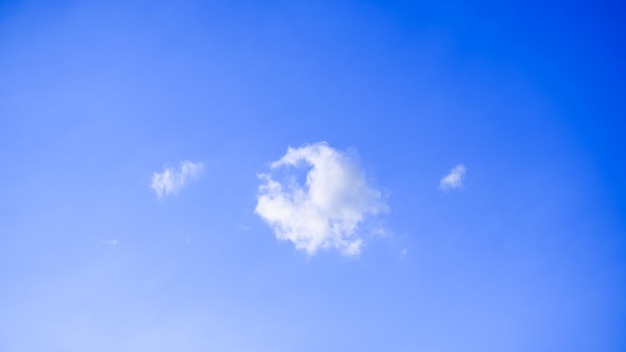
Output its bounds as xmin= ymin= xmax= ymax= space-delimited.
xmin=439 ymin=164 xmax=467 ymax=190
xmin=102 ymin=239 xmax=118 ymax=246
xmin=255 ymin=142 xmax=387 ymax=256
xmin=151 ymin=161 xmax=204 ymax=199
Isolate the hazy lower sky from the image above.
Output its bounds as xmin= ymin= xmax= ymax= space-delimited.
xmin=1 ymin=1 xmax=625 ymax=351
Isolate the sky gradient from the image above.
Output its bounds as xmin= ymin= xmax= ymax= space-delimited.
xmin=1 ymin=1 xmax=625 ymax=351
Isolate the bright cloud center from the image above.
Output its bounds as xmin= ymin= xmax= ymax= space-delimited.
xmin=255 ymin=142 xmax=386 ymax=256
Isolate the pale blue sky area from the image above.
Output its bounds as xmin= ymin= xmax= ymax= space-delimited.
xmin=0 ymin=1 xmax=625 ymax=351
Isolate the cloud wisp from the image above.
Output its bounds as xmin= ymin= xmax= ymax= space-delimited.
xmin=151 ymin=161 xmax=204 ymax=199
xmin=440 ymin=164 xmax=467 ymax=190
xmin=255 ymin=142 xmax=387 ymax=256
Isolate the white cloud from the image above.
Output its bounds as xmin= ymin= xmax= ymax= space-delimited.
xmin=439 ymin=164 xmax=467 ymax=190
xmin=255 ymin=142 xmax=387 ymax=256
xmin=151 ymin=161 xmax=204 ymax=199
xmin=102 ymin=240 xmax=118 ymax=246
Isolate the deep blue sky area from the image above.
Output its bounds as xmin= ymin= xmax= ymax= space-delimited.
xmin=0 ymin=1 xmax=625 ymax=351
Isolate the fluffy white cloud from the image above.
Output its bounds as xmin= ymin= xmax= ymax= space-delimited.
xmin=102 ymin=239 xmax=118 ymax=246
xmin=440 ymin=164 xmax=467 ymax=190
xmin=255 ymin=142 xmax=386 ymax=256
xmin=151 ymin=161 xmax=204 ymax=199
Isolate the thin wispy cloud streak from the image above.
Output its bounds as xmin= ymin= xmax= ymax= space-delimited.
xmin=151 ymin=161 xmax=204 ymax=199
xmin=440 ymin=164 xmax=467 ymax=190
xmin=255 ymin=142 xmax=387 ymax=256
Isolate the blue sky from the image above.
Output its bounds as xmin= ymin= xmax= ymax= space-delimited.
xmin=0 ymin=0 xmax=625 ymax=351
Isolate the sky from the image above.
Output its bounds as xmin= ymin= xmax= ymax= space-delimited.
xmin=0 ymin=0 xmax=625 ymax=351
